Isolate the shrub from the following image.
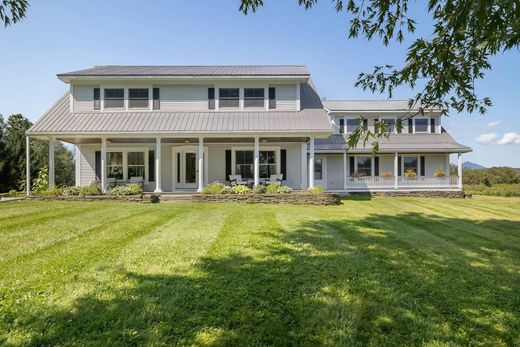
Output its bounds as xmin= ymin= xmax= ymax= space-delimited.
xmin=62 ymin=186 xmax=81 ymax=196
xmin=253 ymin=184 xmax=267 ymax=194
xmin=108 ymin=184 xmax=143 ymax=196
xmin=40 ymin=186 xmax=62 ymax=196
xmin=202 ymin=181 xmax=226 ymax=194
xmin=277 ymin=185 xmax=293 ymax=194
xmin=266 ymin=183 xmax=279 ymax=194
xmin=230 ymin=185 xmax=252 ymax=194
xmin=8 ymin=189 xmax=18 ymax=197
xmin=307 ymin=186 xmax=324 ymax=194
xmin=221 ymin=186 xmax=233 ymax=194
xmin=32 ymin=166 xmax=49 ymax=194
xmin=464 ymin=184 xmax=520 ymax=197
xmin=80 ymin=183 xmax=103 ymax=196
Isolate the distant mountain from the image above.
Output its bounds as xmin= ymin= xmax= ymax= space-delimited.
xmin=463 ymin=161 xmax=486 ymax=170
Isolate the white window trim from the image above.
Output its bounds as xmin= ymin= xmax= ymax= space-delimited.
xmin=413 ymin=117 xmax=431 ymax=133
xmin=127 ymin=88 xmax=151 ymax=110
xmin=100 ymin=85 xmax=153 ymax=112
xmin=353 ymin=155 xmax=373 ymax=177
xmin=401 ymin=155 xmax=421 ymax=176
xmin=104 ymin=147 xmax=149 ymax=183
xmin=231 ymin=146 xmax=281 ymax=179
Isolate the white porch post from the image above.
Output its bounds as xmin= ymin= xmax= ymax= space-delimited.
xmin=446 ymin=153 xmax=450 ymax=175
xmin=197 ymin=137 xmax=204 ymax=192
xmin=254 ymin=136 xmax=260 ymax=186
xmin=48 ymin=137 xmax=55 ymax=188
xmin=301 ymin=143 xmax=307 ymax=190
xmin=343 ymin=152 xmax=347 ymax=190
xmin=394 ymin=152 xmax=398 ymax=190
xmin=101 ymin=138 xmax=107 ymax=193
xmin=457 ymin=152 xmax=463 ymax=189
xmin=26 ymin=136 xmax=31 ymax=196
xmin=154 ymin=137 xmax=162 ymax=193
xmin=309 ymin=137 xmax=315 ymax=188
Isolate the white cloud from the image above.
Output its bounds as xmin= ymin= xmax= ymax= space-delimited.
xmin=476 ymin=133 xmax=497 ymax=144
xmin=497 ymin=132 xmax=520 ymax=145
xmin=487 ymin=120 xmax=501 ymax=128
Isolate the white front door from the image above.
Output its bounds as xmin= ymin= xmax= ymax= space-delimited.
xmin=175 ymin=149 xmax=198 ymax=190
xmin=314 ymin=156 xmax=327 ymax=188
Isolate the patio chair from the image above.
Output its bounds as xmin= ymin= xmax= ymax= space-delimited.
xmin=229 ymin=175 xmax=249 ymax=186
xmin=264 ymin=174 xmax=284 ymax=185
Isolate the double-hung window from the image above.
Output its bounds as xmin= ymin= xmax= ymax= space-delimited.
xmin=356 ymin=157 xmax=372 ymax=176
xmin=127 ymin=152 xmax=145 ymax=179
xmin=129 ymin=89 xmax=149 ymax=108
xmin=415 ymin=119 xmax=428 ymax=132
xmin=403 ymin=156 xmax=418 ymax=175
xmin=107 ymin=152 xmax=123 ymax=179
xmin=219 ymin=88 xmax=239 ymax=108
xmin=104 ymin=89 xmax=124 ymax=109
xmin=382 ymin=118 xmax=395 ymax=133
xmin=259 ymin=151 xmax=276 ymax=178
xmin=314 ymin=158 xmax=323 ymax=180
xmin=346 ymin=119 xmax=361 ymax=133
xmin=244 ymin=88 xmax=265 ymax=108
xmin=234 ymin=150 xmax=277 ymax=179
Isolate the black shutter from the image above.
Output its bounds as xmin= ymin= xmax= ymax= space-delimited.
xmin=93 ymin=88 xmax=100 ymax=110
xmin=339 ymin=119 xmax=344 ymax=134
xmin=374 ymin=157 xmax=379 ymax=176
xmin=397 ymin=118 xmax=402 ymax=133
xmin=398 ymin=157 xmax=402 ymax=176
xmin=208 ymin=88 xmax=215 ymax=109
xmin=408 ymin=119 xmax=413 ymax=133
xmin=363 ymin=119 xmax=368 ymax=131
xmin=149 ymin=150 xmax=155 ymax=182
xmin=225 ymin=150 xmax=232 ymax=181
xmin=420 ymin=156 xmax=425 ymax=176
xmin=95 ymin=151 xmax=101 ymax=181
xmin=281 ymin=149 xmax=287 ymax=180
xmin=430 ymin=118 xmax=436 ymax=133
xmin=268 ymin=87 xmax=276 ymax=109
xmin=153 ymin=88 xmax=160 ymax=110
xmin=349 ymin=156 xmax=355 ymax=175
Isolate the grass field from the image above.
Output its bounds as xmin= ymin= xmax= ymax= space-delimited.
xmin=1 ymin=197 xmax=519 ymax=346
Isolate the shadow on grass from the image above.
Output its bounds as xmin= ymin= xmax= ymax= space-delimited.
xmin=14 ymin=213 xmax=520 ymax=346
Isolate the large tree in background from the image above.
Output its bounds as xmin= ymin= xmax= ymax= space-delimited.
xmin=240 ymin=0 xmax=520 ymax=148
xmin=0 ymin=114 xmax=74 ymax=192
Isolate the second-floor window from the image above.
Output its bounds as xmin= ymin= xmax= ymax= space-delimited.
xmin=381 ymin=118 xmax=395 ymax=132
xmin=129 ymin=89 xmax=149 ymax=109
xmin=415 ymin=118 xmax=428 ymax=132
xmin=219 ymin=88 xmax=239 ymax=108
xmin=244 ymin=88 xmax=264 ymax=108
xmin=346 ymin=119 xmax=361 ymax=133
xmin=104 ymin=89 xmax=124 ymax=109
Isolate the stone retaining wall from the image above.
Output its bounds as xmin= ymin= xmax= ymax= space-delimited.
xmin=193 ymin=193 xmax=341 ymax=205
xmin=349 ymin=190 xmax=466 ymax=198
xmin=28 ymin=195 xmax=150 ymax=202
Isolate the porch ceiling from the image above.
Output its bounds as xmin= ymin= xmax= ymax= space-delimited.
xmin=55 ymin=136 xmax=309 ymax=145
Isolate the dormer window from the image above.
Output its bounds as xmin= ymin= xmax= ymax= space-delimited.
xmin=129 ymin=89 xmax=149 ymax=109
xmin=346 ymin=119 xmax=361 ymax=133
xmin=415 ymin=118 xmax=428 ymax=132
xmin=104 ymin=89 xmax=124 ymax=109
xmin=219 ymin=88 xmax=239 ymax=108
xmin=244 ymin=88 xmax=264 ymax=108
xmin=381 ymin=119 xmax=395 ymax=133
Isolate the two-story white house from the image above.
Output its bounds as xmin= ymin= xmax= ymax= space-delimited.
xmin=26 ymin=65 xmax=471 ymax=194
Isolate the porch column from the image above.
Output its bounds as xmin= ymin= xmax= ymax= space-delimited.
xmin=343 ymin=151 xmax=347 ymax=190
xmin=154 ymin=137 xmax=162 ymax=193
xmin=457 ymin=152 xmax=463 ymax=189
xmin=254 ymin=136 xmax=260 ymax=186
xmin=394 ymin=152 xmax=398 ymax=190
xmin=48 ymin=137 xmax=55 ymax=188
xmin=309 ymin=137 xmax=315 ymax=188
xmin=26 ymin=136 xmax=31 ymax=196
xmin=445 ymin=153 xmax=450 ymax=175
xmin=197 ymin=137 xmax=204 ymax=192
xmin=101 ymin=138 xmax=107 ymax=193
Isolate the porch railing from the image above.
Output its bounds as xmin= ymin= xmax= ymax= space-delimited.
xmin=346 ymin=176 xmax=459 ymax=190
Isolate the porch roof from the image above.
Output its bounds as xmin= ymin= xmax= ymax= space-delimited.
xmin=28 ymin=83 xmax=331 ymax=137
xmin=313 ymin=132 xmax=472 ymax=153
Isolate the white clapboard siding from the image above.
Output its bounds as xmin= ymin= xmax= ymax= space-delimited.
xmin=271 ymin=84 xmax=297 ymax=111
xmin=80 ymin=147 xmax=96 ymax=186
xmin=73 ymin=85 xmax=96 ymax=112
xmin=160 ymin=85 xmax=210 ymax=111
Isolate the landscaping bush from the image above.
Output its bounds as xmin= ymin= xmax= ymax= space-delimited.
xmin=307 ymin=186 xmax=325 ymax=194
xmin=277 ymin=185 xmax=293 ymax=194
xmin=265 ymin=183 xmax=279 ymax=194
xmin=253 ymin=184 xmax=267 ymax=194
xmin=464 ymin=183 xmax=520 ymax=197
xmin=32 ymin=166 xmax=49 ymax=194
xmin=8 ymin=189 xmax=18 ymax=197
xmin=202 ymin=181 xmax=226 ymax=194
xmin=230 ymin=185 xmax=252 ymax=194
xmin=62 ymin=186 xmax=81 ymax=196
xmin=108 ymin=184 xmax=143 ymax=196
xmin=80 ymin=183 xmax=103 ymax=196
xmin=39 ymin=186 xmax=63 ymax=196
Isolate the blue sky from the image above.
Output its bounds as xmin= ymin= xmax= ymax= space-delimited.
xmin=0 ymin=0 xmax=518 ymax=167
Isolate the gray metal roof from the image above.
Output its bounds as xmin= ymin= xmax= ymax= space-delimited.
xmin=58 ymin=65 xmax=310 ymax=78
xmin=314 ymin=132 xmax=471 ymax=153
xmin=323 ymin=100 xmax=442 ymax=112
xmin=28 ymin=83 xmax=331 ymax=136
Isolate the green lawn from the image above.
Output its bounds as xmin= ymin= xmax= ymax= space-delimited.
xmin=1 ymin=197 xmax=519 ymax=346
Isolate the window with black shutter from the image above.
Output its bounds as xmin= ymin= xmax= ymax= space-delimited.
xmin=430 ymin=118 xmax=436 ymax=133
xmin=268 ymin=87 xmax=276 ymax=109
xmin=208 ymin=88 xmax=215 ymax=109
xmin=420 ymin=156 xmax=425 ymax=176
xmin=225 ymin=150 xmax=232 ymax=181
xmin=408 ymin=119 xmax=413 ymax=133
xmin=349 ymin=156 xmax=355 ymax=175
xmin=281 ymin=149 xmax=287 ymax=180
xmin=339 ymin=119 xmax=344 ymax=134
xmin=398 ymin=157 xmax=402 ymax=176
xmin=363 ymin=119 xmax=368 ymax=131
xmin=93 ymin=88 xmax=100 ymax=110
xmin=95 ymin=151 xmax=101 ymax=181
xmin=153 ymin=88 xmax=160 ymax=110
xmin=374 ymin=157 xmax=379 ymax=176
xmin=148 ymin=150 xmax=155 ymax=182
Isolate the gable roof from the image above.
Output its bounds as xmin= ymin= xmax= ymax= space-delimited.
xmin=28 ymin=82 xmax=331 ymax=137
xmin=58 ymin=65 xmax=310 ymax=79
xmin=323 ymin=100 xmax=442 ymax=112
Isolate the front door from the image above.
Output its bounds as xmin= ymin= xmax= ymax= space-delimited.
xmin=176 ymin=149 xmax=198 ymax=189
xmin=314 ymin=156 xmax=327 ymax=188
